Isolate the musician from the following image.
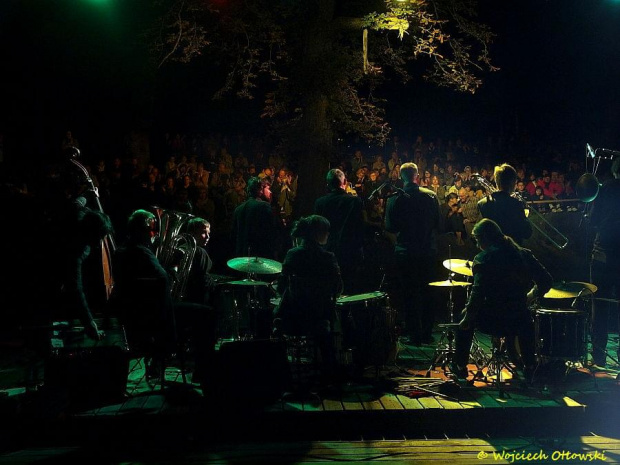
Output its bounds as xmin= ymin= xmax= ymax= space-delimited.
xmin=451 ymin=219 xmax=553 ymax=380
xmin=184 ymin=217 xmax=215 ymax=306
xmin=113 ymin=210 xmax=216 ymax=382
xmin=385 ymin=162 xmax=441 ymax=345
xmin=314 ymin=168 xmax=364 ymax=294
xmin=112 ymin=209 xmax=174 ymax=363
xmin=274 ymin=215 xmax=343 ymax=373
xmin=477 ymin=163 xmax=532 ymax=245
xmin=231 ymin=176 xmax=278 ymax=259
xmin=589 ymin=157 xmax=620 ymax=366
xmin=56 ymin=200 xmax=113 ymax=340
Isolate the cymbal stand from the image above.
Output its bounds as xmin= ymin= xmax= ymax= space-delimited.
xmin=426 ymin=246 xmax=459 ymax=376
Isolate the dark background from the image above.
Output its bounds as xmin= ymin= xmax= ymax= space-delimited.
xmin=1 ymin=0 xmax=620 ymax=163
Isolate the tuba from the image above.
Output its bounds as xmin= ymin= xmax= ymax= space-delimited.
xmin=152 ymin=206 xmax=197 ymax=301
xmin=472 ymin=174 xmax=569 ymax=250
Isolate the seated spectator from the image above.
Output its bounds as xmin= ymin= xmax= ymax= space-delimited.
xmin=441 ymin=193 xmax=466 ymax=245
xmin=372 ymin=154 xmax=386 ymax=172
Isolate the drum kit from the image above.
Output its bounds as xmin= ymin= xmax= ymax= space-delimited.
xmin=218 ymin=252 xmax=604 ymax=379
xmin=219 ymin=255 xmax=399 ymax=371
xmin=428 ymin=255 xmax=602 ymax=378
xmin=537 ymin=281 xmax=598 ymax=367
xmin=215 ymin=256 xmax=283 ymax=341
xmin=426 ymin=257 xmax=475 ymax=375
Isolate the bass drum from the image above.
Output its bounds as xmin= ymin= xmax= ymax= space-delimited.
xmin=212 ymin=282 xmax=274 ymax=341
xmin=336 ymin=291 xmax=397 ymax=369
xmin=534 ymin=308 xmax=588 ymax=361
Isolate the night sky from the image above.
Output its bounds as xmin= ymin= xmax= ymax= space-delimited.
xmin=2 ymin=0 xmax=620 ymax=162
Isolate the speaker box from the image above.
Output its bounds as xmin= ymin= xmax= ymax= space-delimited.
xmin=44 ymin=321 xmax=129 ymax=406
xmin=214 ymin=339 xmax=290 ymax=404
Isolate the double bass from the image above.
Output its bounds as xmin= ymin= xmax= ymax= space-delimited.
xmin=68 ymin=149 xmax=116 ymax=300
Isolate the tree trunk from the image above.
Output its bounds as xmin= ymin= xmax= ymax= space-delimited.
xmin=292 ymin=0 xmax=336 ymax=217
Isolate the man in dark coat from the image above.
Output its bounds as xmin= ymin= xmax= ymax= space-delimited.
xmin=589 ymin=157 xmax=620 ymax=366
xmin=231 ymin=177 xmax=278 ymax=259
xmin=385 ymin=162 xmax=441 ymax=344
xmin=477 ymin=163 xmax=532 ymax=245
xmin=314 ymin=169 xmax=364 ymax=294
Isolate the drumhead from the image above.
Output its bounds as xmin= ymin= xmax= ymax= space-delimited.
xmin=337 ymin=291 xmax=386 ymax=304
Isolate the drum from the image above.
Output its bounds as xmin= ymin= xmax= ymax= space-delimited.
xmin=336 ymin=291 xmax=397 ymax=368
xmin=534 ymin=308 xmax=588 ymax=361
xmin=212 ymin=281 xmax=274 ymax=341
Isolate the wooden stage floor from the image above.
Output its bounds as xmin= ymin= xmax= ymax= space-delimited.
xmin=0 ymin=329 xmax=619 ymax=463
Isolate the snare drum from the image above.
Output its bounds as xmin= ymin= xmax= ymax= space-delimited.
xmin=534 ymin=308 xmax=588 ymax=361
xmin=336 ymin=291 xmax=397 ymax=368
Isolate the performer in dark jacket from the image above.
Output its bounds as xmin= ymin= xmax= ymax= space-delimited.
xmin=314 ymin=169 xmax=364 ymax=294
xmin=452 ymin=219 xmax=553 ymax=379
xmin=274 ymin=215 xmax=343 ymax=373
xmin=478 ymin=163 xmax=532 ymax=245
xmin=185 ymin=217 xmax=215 ymax=306
xmin=231 ymin=177 xmax=278 ymax=259
xmin=385 ymin=162 xmax=441 ymax=344
xmin=589 ymin=157 xmax=620 ymax=366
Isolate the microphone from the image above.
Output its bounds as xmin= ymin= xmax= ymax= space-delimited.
xmin=368 ymin=181 xmax=389 ymax=201
xmin=586 ymin=143 xmax=596 ymax=159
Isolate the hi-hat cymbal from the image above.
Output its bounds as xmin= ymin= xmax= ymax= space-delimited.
xmin=227 ymin=256 xmax=282 ymax=275
xmin=544 ymin=281 xmax=598 ymax=299
xmin=442 ymin=259 xmax=473 ymax=277
xmin=428 ymin=280 xmax=472 ymax=287
xmin=227 ymin=279 xmax=270 ymax=286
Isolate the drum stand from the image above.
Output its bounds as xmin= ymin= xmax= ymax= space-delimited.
xmin=426 ymin=274 xmax=485 ymax=377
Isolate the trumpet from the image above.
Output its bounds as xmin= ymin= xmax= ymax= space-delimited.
xmin=472 ymin=174 xmax=569 ymax=250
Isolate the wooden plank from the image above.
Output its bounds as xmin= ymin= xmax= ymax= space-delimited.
xmin=357 ymin=392 xmax=384 ymax=411
xmin=467 ymin=390 xmax=505 ymax=408
xmin=302 ymin=397 xmax=324 ymax=411
xmin=378 ymin=393 xmax=404 ymax=410
xmin=456 ymin=390 xmax=483 ymax=408
xmin=416 ymin=396 xmax=443 ymax=409
xmin=341 ymin=398 xmax=364 ymax=411
xmin=322 ymin=398 xmax=344 ymax=411
xmin=436 ymin=397 xmax=465 ymax=409
xmin=395 ymin=394 xmax=424 ymax=409
xmin=559 ymin=395 xmax=585 ymax=407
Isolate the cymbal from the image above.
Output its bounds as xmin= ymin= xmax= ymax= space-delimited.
xmin=228 ymin=279 xmax=270 ymax=286
xmin=428 ymin=280 xmax=472 ymax=287
xmin=544 ymin=281 xmax=598 ymax=299
xmin=227 ymin=256 xmax=283 ymax=275
xmin=442 ymin=259 xmax=473 ymax=277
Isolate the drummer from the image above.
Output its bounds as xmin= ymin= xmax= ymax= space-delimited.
xmin=451 ymin=219 xmax=553 ymax=381
xmin=274 ymin=215 xmax=343 ymax=374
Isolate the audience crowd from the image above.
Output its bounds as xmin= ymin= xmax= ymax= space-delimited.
xmin=1 ymin=129 xmax=587 ymax=257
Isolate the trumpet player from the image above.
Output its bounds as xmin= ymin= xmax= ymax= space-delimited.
xmin=477 ymin=163 xmax=533 ymax=246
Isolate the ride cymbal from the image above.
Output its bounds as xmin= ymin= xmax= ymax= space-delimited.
xmin=428 ymin=280 xmax=472 ymax=287
xmin=226 ymin=256 xmax=283 ymax=275
xmin=544 ymin=281 xmax=598 ymax=299
xmin=442 ymin=259 xmax=473 ymax=277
